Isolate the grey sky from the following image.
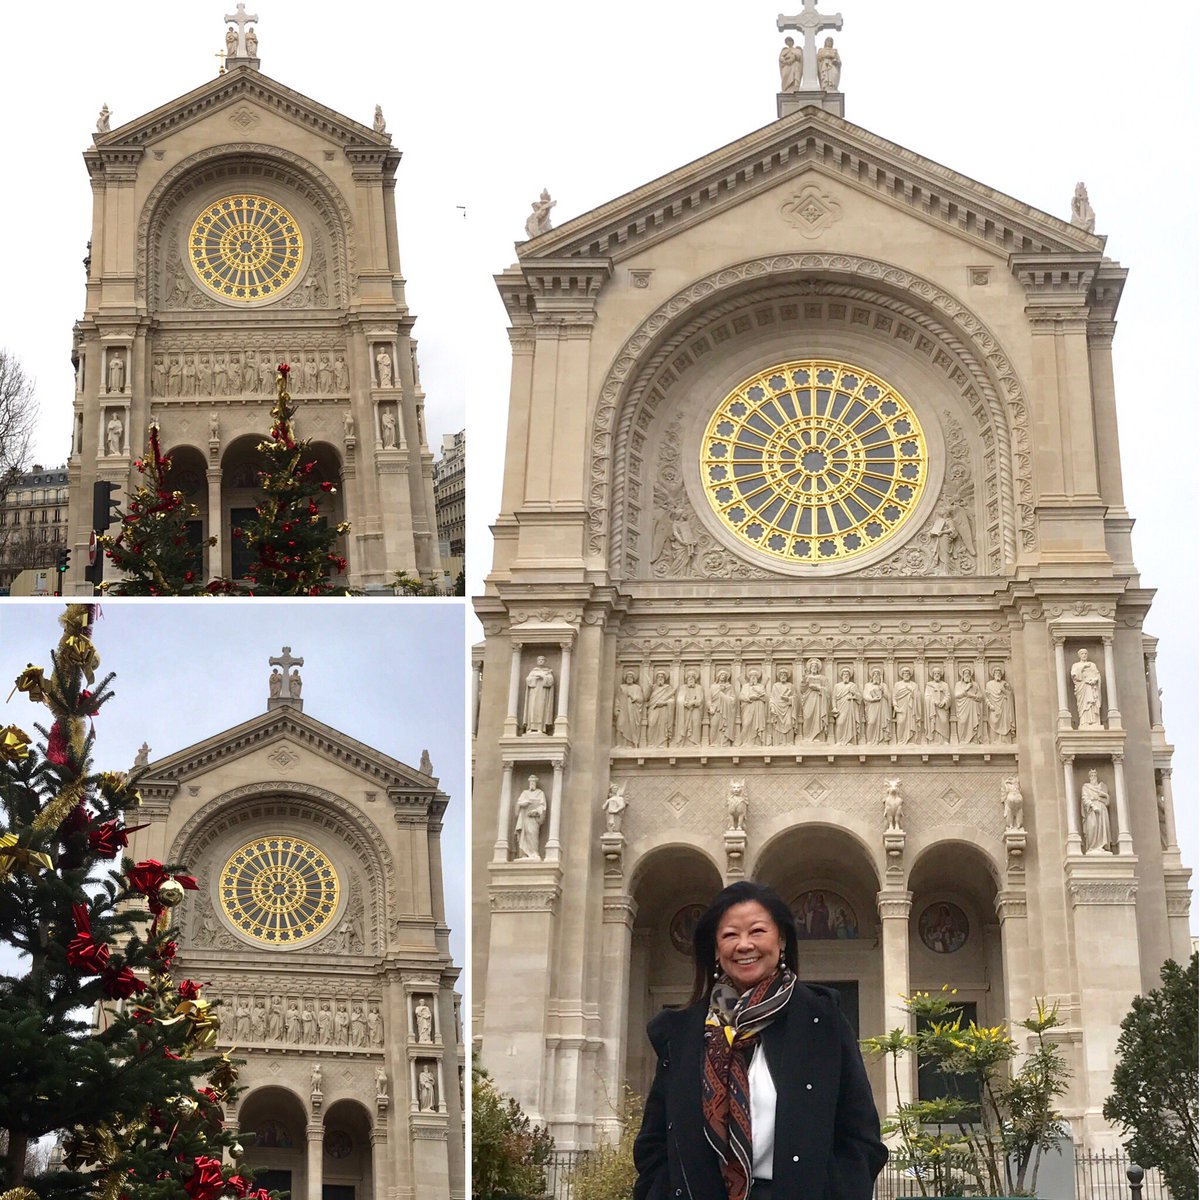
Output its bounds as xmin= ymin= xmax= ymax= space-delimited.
xmin=0 ymin=600 xmax=468 ymax=971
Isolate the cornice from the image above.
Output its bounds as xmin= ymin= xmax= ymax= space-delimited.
xmin=91 ymin=66 xmax=390 ymax=152
xmin=516 ymin=107 xmax=1107 ymax=268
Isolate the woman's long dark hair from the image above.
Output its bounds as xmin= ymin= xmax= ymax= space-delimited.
xmin=686 ymin=880 xmax=800 ymax=1006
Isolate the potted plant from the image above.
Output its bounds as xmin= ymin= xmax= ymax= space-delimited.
xmin=861 ymin=988 xmax=1070 ymax=1197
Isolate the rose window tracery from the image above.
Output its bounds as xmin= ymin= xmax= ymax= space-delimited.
xmin=188 ymin=193 xmax=303 ymax=303
xmin=699 ymin=359 xmax=928 ymax=564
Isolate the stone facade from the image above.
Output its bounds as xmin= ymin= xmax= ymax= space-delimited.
xmin=66 ymin=55 xmax=442 ymax=592
xmin=127 ymin=665 xmax=464 ymax=1200
xmin=471 ymin=101 xmax=1192 ymax=1151
xmin=434 ymin=430 xmax=465 ymax=581
xmin=0 ymin=464 xmax=68 ymax=590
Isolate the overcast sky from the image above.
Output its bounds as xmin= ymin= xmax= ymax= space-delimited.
xmin=0 ymin=601 xmax=468 ymax=971
xmin=0 ymin=0 xmax=1194 ymax=933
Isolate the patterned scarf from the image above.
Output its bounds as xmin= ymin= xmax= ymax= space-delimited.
xmin=702 ymin=967 xmax=795 ymax=1200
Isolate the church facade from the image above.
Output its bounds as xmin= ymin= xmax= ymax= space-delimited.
xmin=128 ymin=652 xmax=464 ymax=1200
xmin=66 ymin=21 xmax=442 ymax=592
xmin=470 ymin=55 xmax=1192 ymax=1151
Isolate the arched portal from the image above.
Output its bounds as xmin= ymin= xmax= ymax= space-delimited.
xmin=238 ymin=1085 xmax=308 ymax=1198
xmin=162 ymin=443 xmax=210 ymax=575
xmin=321 ymin=1098 xmax=376 ymax=1200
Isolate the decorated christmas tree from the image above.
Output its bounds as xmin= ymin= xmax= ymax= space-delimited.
xmin=212 ymin=364 xmax=349 ymax=596
xmin=0 ymin=606 xmax=271 ymax=1200
xmin=97 ymin=424 xmax=214 ymax=596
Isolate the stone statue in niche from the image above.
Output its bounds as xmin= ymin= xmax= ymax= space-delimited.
xmin=924 ymin=666 xmax=951 ymax=742
xmin=107 ymin=352 xmax=125 ymax=393
xmin=778 ymin=37 xmax=802 ymax=91
xmin=799 ymin=659 xmax=831 ymax=741
xmin=985 ymin=666 xmax=1016 ymax=742
xmin=381 ymin=409 xmax=398 ymax=449
xmin=646 ymin=671 xmax=675 ymax=746
xmin=522 ymin=655 xmax=555 ymax=735
xmin=883 ymin=777 xmax=905 ymax=832
xmin=893 ymin=667 xmax=921 ymax=743
xmin=1081 ymin=769 xmax=1112 ymax=854
xmin=726 ymin=779 xmax=748 ymax=832
xmin=1071 ymin=182 xmax=1096 ymax=233
xmin=816 ymin=37 xmax=841 ymax=90
xmin=1071 ymin=649 xmax=1103 ymax=729
xmin=514 ymin=774 xmax=547 ymax=861
xmin=863 ymin=670 xmax=892 ymax=744
xmin=738 ymin=668 xmax=767 ymax=747
xmin=106 ymin=412 xmax=124 ymax=456
xmin=418 ymin=1065 xmax=437 ymax=1111
xmin=768 ymin=667 xmax=796 ymax=745
xmin=954 ymin=667 xmax=984 ymax=744
xmin=376 ymin=347 xmax=394 ymax=388
xmin=524 ymin=189 xmax=556 ymax=238
xmin=1002 ymin=776 xmax=1025 ymax=831
xmin=708 ymin=669 xmax=737 ymax=747
xmin=602 ymin=782 xmax=627 ymax=833
xmin=415 ymin=998 xmax=434 ymax=1043
xmin=674 ymin=669 xmax=704 ymax=747
xmin=833 ymin=668 xmax=863 ymax=745
xmin=613 ymin=669 xmax=644 ymax=748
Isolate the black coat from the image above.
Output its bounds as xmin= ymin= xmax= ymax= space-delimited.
xmin=633 ymin=984 xmax=887 ymax=1200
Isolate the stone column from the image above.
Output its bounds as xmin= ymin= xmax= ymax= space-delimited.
xmin=369 ymin=1130 xmax=388 ymax=1200
xmin=877 ymin=890 xmax=913 ymax=1112
xmin=596 ymin=895 xmax=637 ymax=1144
xmin=1145 ymin=652 xmax=1164 ymax=730
xmin=494 ymin=761 xmax=515 ymax=862
xmin=1062 ymin=753 xmax=1082 ymax=854
xmin=545 ymin=761 xmax=565 ymax=861
xmin=206 ymin=467 xmax=222 ymax=580
xmin=995 ymin=891 xmax=1032 ymax=1048
xmin=505 ymin=642 xmax=523 ymax=736
xmin=1111 ymin=754 xmax=1134 ymax=855
xmin=1053 ymin=637 xmax=1072 ymax=728
xmin=554 ymin=641 xmax=572 ymax=736
xmin=305 ymin=1123 xmax=323 ymax=1200
xmin=1101 ymin=636 xmax=1122 ymax=730
xmin=1160 ymin=768 xmax=1180 ymax=850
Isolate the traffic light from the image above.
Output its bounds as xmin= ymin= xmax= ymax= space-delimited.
xmin=92 ymin=480 xmax=120 ymax=532
xmin=55 ymin=547 xmax=70 ymax=574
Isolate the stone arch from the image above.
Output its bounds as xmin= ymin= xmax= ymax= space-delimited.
xmin=589 ymin=255 xmax=1035 ymax=575
xmin=626 ymin=834 xmax=725 ymax=891
xmin=905 ymin=826 xmax=1006 ymax=888
xmin=136 ymin=144 xmax=356 ymax=309
xmin=321 ymin=1097 xmax=376 ymax=1196
xmin=236 ymin=1085 xmax=309 ymax=1195
xmin=168 ymin=781 xmax=394 ymax=954
xmin=753 ymin=806 xmax=883 ymax=885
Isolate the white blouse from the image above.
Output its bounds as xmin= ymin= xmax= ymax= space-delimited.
xmin=748 ymin=1043 xmax=777 ymax=1179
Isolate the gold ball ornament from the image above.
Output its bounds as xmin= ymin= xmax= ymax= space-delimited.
xmin=231 ymin=1142 xmax=245 ymax=1158
xmin=157 ymin=877 xmax=186 ymax=908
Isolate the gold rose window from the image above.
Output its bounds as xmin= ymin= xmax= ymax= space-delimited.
xmin=188 ymin=194 xmax=303 ymax=303
xmin=219 ymin=835 xmax=339 ymax=945
xmin=700 ymin=359 xmax=928 ymax=564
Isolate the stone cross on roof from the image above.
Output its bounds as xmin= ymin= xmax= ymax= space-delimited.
xmin=778 ymin=1 xmax=843 ymax=91
xmin=269 ymin=646 xmax=304 ymax=673
xmin=224 ymin=2 xmax=259 ymax=57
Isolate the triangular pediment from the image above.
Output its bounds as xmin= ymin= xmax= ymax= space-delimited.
xmin=519 ymin=105 xmax=1104 ymax=265
xmin=138 ymin=707 xmax=437 ymax=796
xmin=93 ymin=63 xmax=390 ymax=152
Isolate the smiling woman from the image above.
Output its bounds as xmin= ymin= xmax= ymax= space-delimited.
xmin=633 ymin=880 xmax=887 ymax=1200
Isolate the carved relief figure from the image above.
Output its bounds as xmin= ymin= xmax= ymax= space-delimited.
xmin=197 ymin=355 xmax=213 ymax=396
xmin=893 ymin=666 xmax=921 ymax=743
xmin=106 ymin=412 xmax=123 ymax=456
xmin=376 ymin=347 xmax=394 ymax=388
xmin=367 ymin=1008 xmax=383 ymax=1045
xmin=779 ymin=36 xmax=803 ymax=91
xmin=883 ymin=777 xmax=904 ymax=832
xmin=152 ymin=355 xmax=166 ymax=396
xmin=1002 ymin=776 xmax=1024 ymax=831
xmin=285 ymin=1001 xmax=301 ymax=1044
xmin=614 ymin=669 xmax=644 ymax=748
xmin=415 ymin=998 xmax=434 ymax=1043
xmin=302 ymin=356 xmax=318 ymax=395
xmin=418 ymin=1066 xmax=436 ymax=1111
xmin=768 ymin=667 xmax=796 ymax=745
xmin=316 ymin=1004 xmax=333 ymax=1042
xmin=833 ymin=668 xmax=863 ymax=745
xmin=259 ymin=355 xmax=276 ymax=394
xmin=646 ymin=671 xmax=675 ymax=746
xmin=924 ymin=667 xmax=951 ymax=743
xmin=235 ymin=998 xmax=252 ymax=1042
xmin=737 ymin=668 xmax=767 ymax=747
xmin=514 ymin=775 xmax=547 ymax=860
xmin=318 ymin=356 xmax=333 ymax=393
xmin=708 ymin=669 xmax=737 ymax=747
xmin=266 ymin=996 xmax=283 ymax=1041
xmin=1071 ymin=649 xmax=1103 ymax=728
xmin=726 ymin=779 xmax=748 ymax=832
xmin=250 ymin=1000 xmax=266 ymax=1041
xmin=213 ymin=354 xmax=227 ymax=396
xmin=524 ymin=188 xmax=556 ymax=238
xmin=602 ymin=782 xmax=627 ymax=833
xmin=334 ymin=356 xmax=349 ymax=390
xmin=674 ymin=669 xmax=704 ymax=747
xmin=651 ymin=487 xmax=698 ymax=576
xmin=799 ymin=659 xmax=831 ymax=741
xmin=984 ymin=666 xmax=1016 ymax=742
xmin=863 ymin=670 xmax=892 ymax=744
xmin=523 ymin=655 xmax=555 ymax=735
xmin=954 ymin=667 xmax=984 ymax=744
xmin=816 ymin=37 xmax=841 ymax=90
xmin=107 ymin=352 xmax=125 ymax=393
xmin=302 ymin=1003 xmax=316 ymax=1042
xmin=1081 ymin=769 xmax=1112 ymax=854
